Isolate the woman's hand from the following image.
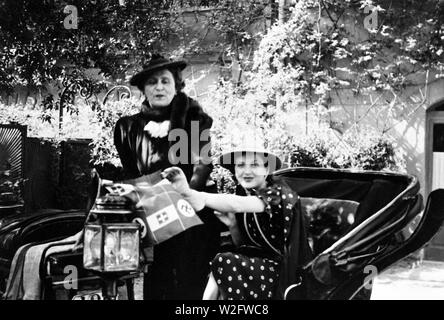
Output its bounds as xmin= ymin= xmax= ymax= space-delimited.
xmin=162 ymin=167 xmax=205 ymax=211
xmin=162 ymin=167 xmax=192 ymax=197
xmin=214 ymin=211 xmax=236 ymax=228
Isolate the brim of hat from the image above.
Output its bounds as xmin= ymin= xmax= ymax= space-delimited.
xmin=216 ymin=149 xmax=282 ymax=174
xmin=130 ymin=60 xmax=187 ymax=87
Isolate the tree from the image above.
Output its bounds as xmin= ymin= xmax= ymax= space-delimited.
xmin=0 ymin=0 xmax=178 ymax=91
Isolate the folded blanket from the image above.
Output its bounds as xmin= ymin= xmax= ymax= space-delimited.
xmin=4 ymin=231 xmax=82 ymax=300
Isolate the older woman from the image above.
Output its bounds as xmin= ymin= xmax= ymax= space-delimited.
xmin=114 ymin=54 xmax=222 ymax=299
xmin=163 ymin=147 xmax=313 ymax=300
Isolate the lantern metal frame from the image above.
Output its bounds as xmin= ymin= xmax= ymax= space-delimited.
xmin=82 ymin=173 xmax=143 ymax=275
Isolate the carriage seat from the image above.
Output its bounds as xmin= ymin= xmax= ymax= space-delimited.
xmin=300 ymin=197 xmax=360 ymax=255
xmin=281 ymin=173 xmax=408 ymax=255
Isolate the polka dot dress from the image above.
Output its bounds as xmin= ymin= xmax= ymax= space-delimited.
xmin=210 ymin=179 xmax=298 ymax=300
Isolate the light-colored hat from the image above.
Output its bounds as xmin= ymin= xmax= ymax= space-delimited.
xmin=217 ymin=147 xmax=282 ymax=174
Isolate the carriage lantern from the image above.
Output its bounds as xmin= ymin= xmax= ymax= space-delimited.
xmin=83 ymin=192 xmax=141 ymax=273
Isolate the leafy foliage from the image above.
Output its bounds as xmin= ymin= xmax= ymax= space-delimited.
xmin=203 ymin=0 xmax=421 ymax=184
xmin=0 ymin=101 xmax=100 ymax=140
xmin=0 ymin=0 xmax=178 ymax=89
xmin=289 ymin=125 xmax=406 ymax=171
xmin=0 ymin=0 xmax=274 ymax=91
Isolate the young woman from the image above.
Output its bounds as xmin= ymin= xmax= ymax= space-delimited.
xmin=162 ymin=148 xmax=312 ymax=300
xmin=114 ymin=54 xmax=222 ymax=299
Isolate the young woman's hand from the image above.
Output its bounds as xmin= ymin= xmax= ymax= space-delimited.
xmin=162 ymin=167 xmax=191 ymax=197
xmin=162 ymin=167 xmax=205 ymax=211
xmin=214 ymin=211 xmax=236 ymax=228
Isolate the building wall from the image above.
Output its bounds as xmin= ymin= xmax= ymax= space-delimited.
xmin=325 ymin=78 xmax=444 ymax=260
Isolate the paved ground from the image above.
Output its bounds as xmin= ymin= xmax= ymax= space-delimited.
xmin=371 ymin=260 xmax=444 ymax=300
xmin=131 ymin=259 xmax=444 ymax=300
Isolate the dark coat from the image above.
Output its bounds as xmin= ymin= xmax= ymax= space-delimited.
xmin=113 ymin=92 xmax=221 ymax=299
xmin=114 ymin=91 xmax=213 ymax=190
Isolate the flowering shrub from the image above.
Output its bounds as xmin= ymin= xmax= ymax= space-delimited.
xmin=0 ymin=101 xmax=99 ymax=140
xmin=210 ymin=164 xmax=237 ymax=195
xmin=289 ymin=126 xmax=406 ymax=172
xmin=0 ymin=95 xmax=143 ymax=165
xmin=212 ymin=125 xmax=405 ymax=193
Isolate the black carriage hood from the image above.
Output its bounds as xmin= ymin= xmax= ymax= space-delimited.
xmin=272 ymin=167 xmax=444 ymax=300
xmin=0 ymin=209 xmax=86 ymax=259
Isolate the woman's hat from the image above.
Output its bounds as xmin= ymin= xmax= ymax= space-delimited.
xmin=217 ymin=147 xmax=283 ymax=174
xmin=130 ymin=54 xmax=187 ymax=89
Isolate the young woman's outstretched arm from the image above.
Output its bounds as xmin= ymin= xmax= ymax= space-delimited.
xmin=162 ymin=167 xmax=265 ymax=213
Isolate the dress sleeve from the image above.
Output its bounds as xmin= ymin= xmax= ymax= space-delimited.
xmin=255 ymin=184 xmax=284 ymax=217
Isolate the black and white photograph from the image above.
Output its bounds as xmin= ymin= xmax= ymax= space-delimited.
xmin=0 ymin=0 xmax=444 ymax=308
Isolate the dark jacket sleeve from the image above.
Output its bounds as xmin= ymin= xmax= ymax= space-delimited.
xmin=114 ymin=117 xmax=140 ymax=179
xmin=188 ymin=109 xmax=213 ymax=191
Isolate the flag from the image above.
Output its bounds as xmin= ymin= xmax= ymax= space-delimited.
xmin=109 ymin=178 xmax=203 ymax=245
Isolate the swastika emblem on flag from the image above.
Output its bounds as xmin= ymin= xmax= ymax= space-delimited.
xmin=177 ymin=199 xmax=195 ymax=217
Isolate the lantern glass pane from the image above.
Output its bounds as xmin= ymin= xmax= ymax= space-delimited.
xmin=104 ymin=226 xmax=139 ymax=272
xmin=83 ymin=225 xmax=102 ymax=270
xmin=119 ymin=229 xmax=139 ymax=268
xmin=104 ymin=229 xmax=119 ymax=270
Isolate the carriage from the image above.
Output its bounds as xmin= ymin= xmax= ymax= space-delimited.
xmin=0 ymin=165 xmax=442 ymax=300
